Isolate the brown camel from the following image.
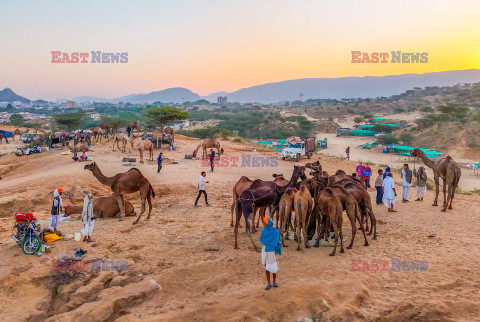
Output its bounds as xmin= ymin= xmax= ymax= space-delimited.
xmin=91 ymin=127 xmax=105 ymax=142
xmin=411 ymin=148 xmax=461 ymax=212
xmin=84 ymin=162 xmax=155 ymax=224
xmin=112 ymin=133 xmax=129 ymax=152
xmin=192 ymin=137 xmax=221 ymax=159
xmin=12 ymin=128 xmax=30 ymax=141
xmin=130 ymin=121 xmax=138 ymax=132
xmin=64 ymin=196 xmax=136 ymax=218
xmin=328 ymin=170 xmax=367 ymax=189
xmin=314 ymin=187 xmax=344 ymax=256
xmin=130 ymin=135 xmax=154 ymax=163
xmin=293 ymin=185 xmax=313 ymax=251
xmin=340 ymin=181 xmax=377 ymax=240
xmin=164 ymin=126 xmax=174 ymax=141
xmin=305 ymin=160 xmax=322 ymax=173
xmin=278 ymin=187 xmax=297 ymax=247
xmin=99 ymin=123 xmax=112 ymax=137
xmin=0 ymin=133 xmax=9 ymax=144
xmin=234 ymin=166 xmax=304 ymax=250
xmin=66 ymin=140 xmax=90 ymax=152
xmin=326 ymin=185 xmax=369 ymax=249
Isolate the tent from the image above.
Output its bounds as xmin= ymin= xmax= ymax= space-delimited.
xmin=372 ymin=117 xmax=385 ymax=122
xmin=257 ymin=140 xmax=273 ymax=145
xmin=360 ymin=124 xmax=375 ymax=129
xmin=0 ymin=130 xmax=13 ymax=138
xmin=352 ymin=129 xmax=376 ymax=136
xmin=385 ymin=145 xmax=443 ymax=158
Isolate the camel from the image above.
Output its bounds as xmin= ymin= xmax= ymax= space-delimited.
xmin=411 ymin=148 xmax=461 ymax=212
xmin=91 ymin=127 xmax=105 ymax=142
xmin=305 ymin=160 xmax=322 ymax=173
xmin=65 ymin=140 xmax=89 ymax=152
xmin=99 ymin=123 xmax=112 ymax=137
xmin=164 ymin=126 xmax=174 ymax=141
xmin=340 ymin=181 xmax=377 ymax=240
xmin=192 ymin=137 xmax=221 ymax=159
xmin=12 ymin=128 xmax=29 ymax=141
xmin=130 ymin=121 xmax=138 ymax=132
xmin=234 ymin=166 xmax=304 ymax=250
xmin=0 ymin=133 xmax=9 ymax=144
xmin=112 ymin=133 xmax=129 ymax=152
xmin=130 ymin=135 xmax=154 ymax=163
xmin=328 ymin=170 xmax=367 ymax=189
xmin=84 ymin=162 xmax=155 ymax=224
xmin=314 ymin=188 xmax=344 ymax=256
xmin=326 ymin=185 xmax=369 ymax=249
xmin=64 ymin=196 xmax=136 ymax=218
xmin=278 ymin=187 xmax=297 ymax=248
xmin=293 ymin=185 xmax=313 ymax=251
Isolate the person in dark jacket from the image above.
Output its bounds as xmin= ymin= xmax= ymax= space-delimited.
xmin=157 ymin=152 xmax=163 ymax=174
xmin=209 ymin=149 xmax=215 ymax=172
xmin=127 ymin=125 xmax=132 ymax=137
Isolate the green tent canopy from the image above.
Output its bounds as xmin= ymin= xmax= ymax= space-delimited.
xmin=352 ymin=129 xmax=376 ymax=136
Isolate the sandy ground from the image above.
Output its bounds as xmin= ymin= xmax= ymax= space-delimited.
xmin=0 ymin=135 xmax=480 ymax=321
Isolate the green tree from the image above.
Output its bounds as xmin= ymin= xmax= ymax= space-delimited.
xmin=354 ymin=116 xmax=364 ymax=124
xmin=5 ymin=103 xmax=15 ymax=112
xmin=376 ymin=134 xmax=399 ymax=146
xmin=9 ymin=114 xmax=25 ymax=126
xmin=144 ymin=106 xmax=189 ymax=133
xmin=53 ymin=112 xmax=86 ymax=131
xmin=399 ymin=133 xmax=414 ymax=145
xmin=420 ymin=105 xmax=434 ymax=113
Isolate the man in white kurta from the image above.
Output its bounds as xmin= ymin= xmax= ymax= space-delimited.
xmin=382 ymin=172 xmax=397 ymax=212
xmin=81 ymin=193 xmax=95 ymax=242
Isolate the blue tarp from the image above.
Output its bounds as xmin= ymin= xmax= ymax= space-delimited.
xmin=0 ymin=130 xmax=13 ymax=138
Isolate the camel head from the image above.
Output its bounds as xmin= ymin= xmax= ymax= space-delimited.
xmin=84 ymin=162 xmax=97 ymax=171
xmin=272 ymin=173 xmax=284 ymax=178
xmin=410 ymin=148 xmax=420 ymax=157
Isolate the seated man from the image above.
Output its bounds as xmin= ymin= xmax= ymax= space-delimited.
xmin=25 ymin=147 xmax=33 ymax=155
xmin=72 ymin=150 xmax=79 ymax=161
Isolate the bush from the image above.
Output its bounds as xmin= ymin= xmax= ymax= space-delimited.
xmin=399 ymin=133 xmax=414 ymax=145
xmin=233 ymin=137 xmax=242 ymax=142
xmin=420 ymin=105 xmax=434 ymax=113
xmin=354 ymin=116 xmax=364 ymax=124
xmin=377 ymin=135 xmax=399 ymax=145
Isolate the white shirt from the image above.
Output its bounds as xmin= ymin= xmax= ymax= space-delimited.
xmin=401 ymin=169 xmax=412 ymax=187
xmin=198 ymin=176 xmax=206 ymax=191
xmin=382 ymin=176 xmax=396 ymax=199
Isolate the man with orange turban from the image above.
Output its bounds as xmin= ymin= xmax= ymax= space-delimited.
xmin=260 ymin=215 xmax=282 ymax=290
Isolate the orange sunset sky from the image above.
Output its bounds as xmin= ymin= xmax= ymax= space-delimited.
xmin=0 ymin=0 xmax=479 ymax=100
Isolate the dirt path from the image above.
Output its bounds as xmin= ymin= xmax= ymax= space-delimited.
xmin=0 ymin=136 xmax=479 ymax=320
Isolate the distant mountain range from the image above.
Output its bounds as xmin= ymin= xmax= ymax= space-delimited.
xmin=0 ymin=88 xmax=31 ymax=103
xmin=4 ymin=69 xmax=480 ymax=105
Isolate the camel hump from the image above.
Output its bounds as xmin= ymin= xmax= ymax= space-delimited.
xmin=335 ymin=170 xmax=346 ymax=175
xmin=285 ymin=187 xmax=296 ymax=194
xmin=324 ymin=187 xmax=334 ymax=195
xmin=239 ymin=176 xmax=251 ymax=181
xmin=446 ymin=156 xmax=453 ymax=161
xmin=128 ymin=168 xmax=144 ymax=175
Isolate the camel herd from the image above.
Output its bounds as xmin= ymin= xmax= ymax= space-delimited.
xmin=232 ymin=161 xmax=377 ymax=256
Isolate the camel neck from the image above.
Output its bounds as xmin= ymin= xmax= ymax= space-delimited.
xmin=92 ymin=167 xmax=115 ymax=186
xmin=417 ymin=150 xmax=436 ymax=169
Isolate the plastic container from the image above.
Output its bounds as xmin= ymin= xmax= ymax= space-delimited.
xmin=74 ymin=232 xmax=81 ymax=241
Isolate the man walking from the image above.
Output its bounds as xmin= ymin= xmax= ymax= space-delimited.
xmin=127 ymin=124 xmax=132 ymax=137
xmin=194 ymin=171 xmax=210 ymax=207
xmin=346 ymin=146 xmax=350 ymax=160
xmin=157 ymin=152 xmax=163 ymax=174
xmin=209 ymin=149 xmax=215 ymax=172
xmin=382 ymin=172 xmax=397 ymax=212
xmin=401 ymin=163 xmax=413 ymax=203
xmin=374 ymin=169 xmax=384 ymax=205
xmin=415 ymin=166 xmax=428 ymax=201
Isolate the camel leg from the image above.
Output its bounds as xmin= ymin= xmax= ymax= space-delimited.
xmin=234 ymin=206 xmax=241 ymax=249
xmin=146 ymin=192 xmax=153 ymax=219
xmin=230 ymin=199 xmax=235 ymax=227
xmin=329 ymin=216 xmax=338 ymax=256
xmin=133 ymin=197 xmax=146 ymax=225
xmin=114 ymin=194 xmax=125 ymax=221
xmin=245 ymin=213 xmax=259 ymax=252
xmin=112 ymin=140 xmax=116 ymax=151
xmin=448 ymin=184 xmax=456 ymax=210
xmin=279 ymin=205 xmax=287 ymax=247
xmin=433 ymin=176 xmax=440 ymax=206
xmin=303 ymin=211 xmax=311 ymax=249
xmin=314 ymin=213 xmax=322 ymax=247
xmin=441 ymin=179 xmax=447 ymax=212
xmin=140 ymin=149 xmax=144 ymax=163
xmin=295 ymin=205 xmax=302 ymax=251
xmin=368 ymin=207 xmax=377 ymax=240
xmin=346 ymin=209 xmax=357 ymax=249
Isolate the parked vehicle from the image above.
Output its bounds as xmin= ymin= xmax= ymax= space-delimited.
xmin=281 ymin=137 xmax=316 ymax=162
xmin=11 ymin=212 xmax=42 ymax=255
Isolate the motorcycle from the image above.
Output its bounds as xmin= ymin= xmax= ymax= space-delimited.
xmin=12 ymin=212 xmax=42 ymax=255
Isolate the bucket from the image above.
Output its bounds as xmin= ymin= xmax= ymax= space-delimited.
xmin=74 ymin=232 xmax=81 ymax=241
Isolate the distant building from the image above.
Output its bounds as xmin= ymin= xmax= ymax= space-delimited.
xmin=59 ymin=100 xmax=78 ymax=109
xmin=299 ymin=93 xmax=304 ymax=102
xmin=217 ymin=96 xmax=227 ymax=105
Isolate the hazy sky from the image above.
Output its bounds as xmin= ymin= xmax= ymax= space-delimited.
xmin=1 ymin=0 xmax=479 ymax=100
